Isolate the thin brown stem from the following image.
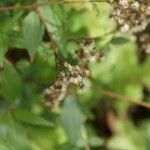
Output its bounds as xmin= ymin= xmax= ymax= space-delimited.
xmin=94 ymin=87 xmax=150 ymax=109
xmin=0 ymin=0 xmax=106 ymax=12
xmin=68 ymin=29 xmax=116 ymax=43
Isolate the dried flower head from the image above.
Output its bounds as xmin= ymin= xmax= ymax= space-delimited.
xmin=109 ymin=0 xmax=150 ymax=56
xmin=110 ymin=0 xmax=150 ymax=33
xmin=74 ymin=39 xmax=105 ymax=66
xmin=43 ymin=74 xmax=67 ymax=109
xmin=43 ymin=61 xmax=91 ymax=109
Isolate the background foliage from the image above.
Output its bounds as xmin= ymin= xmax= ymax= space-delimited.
xmin=0 ymin=0 xmax=150 ymax=150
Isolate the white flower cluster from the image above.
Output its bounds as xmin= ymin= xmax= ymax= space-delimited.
xmin=64 ymin=62 xmax=90 ymax=85
xmin=43 ymin=61 xmax=91 ymax=109
xmin=43 ymin=38 xmax=108 ymax=109
xmin=119 ymin=0 xmax=129 ymax=8
xmin=109 ymin=0 xmax=150 ymax=54
xmin=110 ymin=0 xmax=149 ymax=33
xmin=43 ymin=74 xmax=67 ymax=108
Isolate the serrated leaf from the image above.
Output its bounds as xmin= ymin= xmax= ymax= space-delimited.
xmin=61 ymin=96 xmax=83 ymax=144
xmin=23 ymin=11 xmax=44 ymax=52
xmin=110 ymin=37 xmax=130 ymax=45
xmin=12 ymin=109 xmax=53 ymax=127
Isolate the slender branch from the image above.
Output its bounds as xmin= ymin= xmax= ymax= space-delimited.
xmin=68 ymin=29 xmax=116 ymax=43
xmin=94 ymin=87 xmax=150 ymax=109
xmin=0 ymin=0 xmax=106 ymax=12
xmin=81 ymin=127 xmax=90 ymax=150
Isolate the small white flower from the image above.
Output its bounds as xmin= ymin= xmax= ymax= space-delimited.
xmin=119 ymin=0 xmax=128 ymax=8
xmin=64 ymin=62 xmax=73 ymax=72
xmin=75 ymin=65 xmax=80 ymax=71
xmin=117 ymin=18 xmax=124 ymax=24
xmin=131 ymin=2 xmax=140 ymax=11
xmin=57 ymin=91 xmax=66 ymax=102
xmin=78 ymin=79 xmax=91 ymax=94
xmin=44 ymin=89 xmax=51 ymax=94
xmin=116 ymin=9 xmax=121 ymax=16
xmin=84 ymin=69 xmax=90 ymax=77
xmin=120 ymin=24 xmax=130 ymax=32
xmin=89 ymin=55 xmax=97 ymax=62
xmin=69 ymin=75 xmax=82 ymax=85
xmin=80 ymin=40 xmax=95 ymax=52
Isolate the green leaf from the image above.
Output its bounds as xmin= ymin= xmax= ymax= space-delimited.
xmin=61 ymin=96 xmax=83 ymax=144
xmin=0 ymin=114 xmax=31 ymax=150
xmin=0 ymin=11 xmax=23 ymax=33
xmin=0 ymin=65 xmax=22 ymax=101
xmin=39 ymin=5 xmax=66 ymax=53
xmin=58 ymin=142 xmax=79 ymax=150
xmin=110 ymin=36 xmax=130 ymax=45
xmin=0 ymin=37 xmax=7 ymax=66
xmin=23 ymin=11 xmax=44 ymax=52
xmin=89 ymin=136 xmax=104 ymax=147
xmin=7 ymin=30 xmax=25 ymax=48
xmin=12 ymin=109 xmax=53 ymax=127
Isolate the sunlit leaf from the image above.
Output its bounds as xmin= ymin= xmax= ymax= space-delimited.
xmin=61 ymin=96 xmax=83 ymax=144
xmin=23 ymin=11 xmax=44 ymax=52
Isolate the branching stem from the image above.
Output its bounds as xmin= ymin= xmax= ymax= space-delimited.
xmin=94 ymin=87 xmax=150 ymax=109
xmin=0 ymin=0 xmax=106 ymax=12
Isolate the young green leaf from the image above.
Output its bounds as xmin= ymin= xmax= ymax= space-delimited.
xmin=110 ymin=37 xmax=130 ymax=45
xmin=61 ymin=96 xmax=83 ymax=144
xmin=23 ymin=11 xmax=44 ymax=52
xmin=12 ymin=109 xmax=53 ymax=127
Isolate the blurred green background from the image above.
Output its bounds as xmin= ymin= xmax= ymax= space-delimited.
xmin=0 ymin=0 xmax=150 ymax=150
